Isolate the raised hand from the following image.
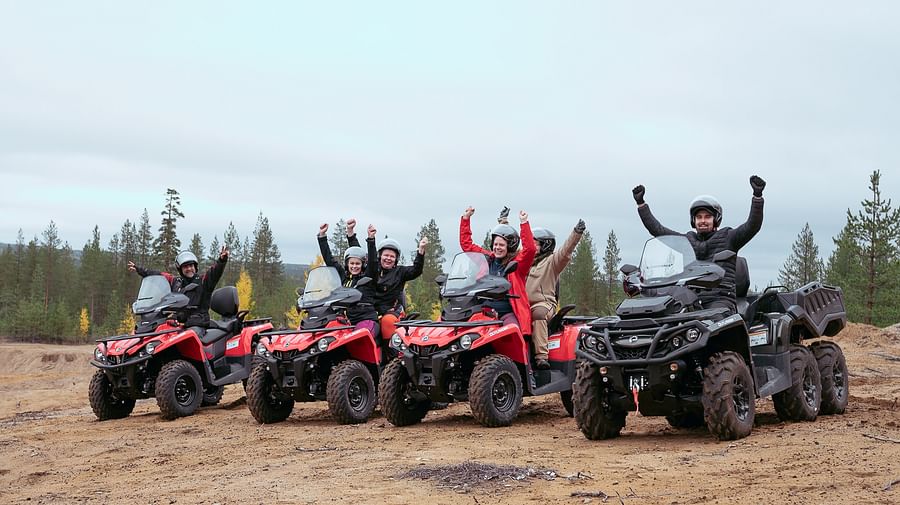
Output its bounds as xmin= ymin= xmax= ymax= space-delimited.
xmin=750 ymin=175 xmax=766 ymax=197
xmin=574 ymin=219 xmax=586 ymax=234
xmin=367 ymin=224 xmax=377 ymax=239
xmin=463 ymin=206 xmax=475 ymax=219
xmin=127 ymin=260 xmax=137 ymax=272
xmin=318 ymin=223 xmax=329 ymax=237
xmin=632 ymin=185 xmax=645 ymax=205
xmin=497 ymin=206 xmax=510 ymax=224
xmin=346 ymin=218 xmax=357 ymax=235
xmin=519 ymin=210 xmax=528 ymax=223
xmin=418 ymin=237 xmax=429 ymax=253
xmin=219 ymin=245 xmax=229 ymax=261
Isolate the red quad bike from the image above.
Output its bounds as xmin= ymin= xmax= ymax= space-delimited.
xmin=89 ymin=275 xmax=274 ymax=421
xmin=246 ymin=266 xmax=383 ymax=424
xmin=379 ymin=252 xmax=592 ymax=428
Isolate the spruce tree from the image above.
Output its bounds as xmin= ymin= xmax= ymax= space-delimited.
xmin=778 ymin=223 xmax=824 ymax=290
xmin=407 ymin=219 xmax=446 ymax=316
xmin=189 ymin=233 xmax=205 ymax=266
xmin=559 ymin=231 xmax=602 ymax=314
xmin=153 ymin=188 xmax=184 ymax=267
xmin=137 ymin=209 xmax=154 ymax=268
xmin=329 ymin=219 xmax=350 ymax=262
xmin=602 ymin=230 xmax=622 ymax=313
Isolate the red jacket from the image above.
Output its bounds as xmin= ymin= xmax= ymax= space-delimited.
xmin=459 ymin=217 xmax=536 ymax=334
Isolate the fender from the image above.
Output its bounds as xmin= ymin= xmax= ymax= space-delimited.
xmin=225 ymin=322 xmax=275 ymax=358
xmin=470 ymin=324 xmax=528 ymax=364
xmin=151 ymin=328 xmax=204 ymax=362
xmin=707 ymin=316 xmax=756 ymax=392
xmin=326 ymin=327 xmax=380 ymax=364
xmin=547 ymin=324 xmax=584 ymax=362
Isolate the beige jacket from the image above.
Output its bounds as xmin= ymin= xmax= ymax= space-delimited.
xmin=526 ymin=228 xmax=582 ymax=310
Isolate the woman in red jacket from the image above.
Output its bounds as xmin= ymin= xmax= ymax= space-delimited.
xmin=459 ymin=206 xmax=536 ymax=332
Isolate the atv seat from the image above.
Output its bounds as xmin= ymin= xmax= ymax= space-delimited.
xmin=204 ymin=286 xmax=241 ymax=340
xmin=201 ymin=328 xmax=229 ymax=345
xmin=734 ymin=257 xmax=753 ymax=321
xmin=547 ymin=304 xmax=576 ymax=335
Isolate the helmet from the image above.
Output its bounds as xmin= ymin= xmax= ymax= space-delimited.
xmin=377 ymin=238 xmax=402 ymax=257
xmin=175 ymin=251 xmax=199 ymax=271
xmin=689 ymin=195 xmax=723 ymax=228
xmin=490 ymin=224 xmax=520 ymax=253
xmin=532 ymin=227 xmax=556 ymax=256
xmin=344 ymin=246 xmax=367 ymax=269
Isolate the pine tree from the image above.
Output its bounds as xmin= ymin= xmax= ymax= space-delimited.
xmin=137 ymin=209 xmax=154 ymax=268
xmin=559 ymin=231 xmax=602 ymax=314
xmin=40 ymin=221 xmax=61 ymax=311
xmin=406 ymin=219 xmax=446 ymax=314
xmin=153 ymin=188 xmax=184 ymax=266
xmin=189 ymin=233 xmax=205 ymax=266
xmin=207 ymin=235 xmax=221 ymax=263
xmin=222 ymin=222 xmax=243 ymax=286
xmin=602 ymin=230 xmax=622 ymax=313
xmin=778 ymin=223 xmax=825 ymax=290
xmin=845 ymin=170 xmax=900 ymax=325
xmin=248 ymin=212 xmax=283 ymax=295
xmin=330 ymin=219 xmax=350 ymax=262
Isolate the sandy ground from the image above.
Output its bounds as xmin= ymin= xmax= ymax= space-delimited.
xmin=1 ymin=323 xmax=899 ymax=505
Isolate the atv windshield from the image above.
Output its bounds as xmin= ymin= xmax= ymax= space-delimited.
xmin=639 ymin=236 xmax=698 ymax=283
xmin=301 ymin=267 xmax=342 ymax=304
xmin=444 ymin=252 xmax=491 ymax=292
xmin=132 ymin=275 xmax=173 ymax=314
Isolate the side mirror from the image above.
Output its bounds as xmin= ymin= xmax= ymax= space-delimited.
xmin=435 ymin=274 xmax=447 ymax=285
xmin=182 ymin=282 xmax=200 ymax=293
xmin=620 ymin=264 xmax=639 ymax=275
xmin=295 ymin=287 xmax=303 ymax=296
xmin=356 ymin=276 xmax=372 ymax=288
xmin=713 ymin=250 xmax=736 ymax=262
xmin=503 ymin=261 xmax=518 ymax=276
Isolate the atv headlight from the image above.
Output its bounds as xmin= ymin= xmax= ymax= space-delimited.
xmin=390 ymin=333 xmax=402 ymax=349
xmin=317 ymin=337 xmax=334 ymax=352
xmin=257 ymin=344 xmax=270 ymax=357
xmin=94 ymin=346 xmax=105 ymax=361
xmin=145 ymin=341 xmax=159 ymax=355
xmin=459 ymin=333 xmax=477 ymax=350
xmin=686 ymin=328 xmax=701 ymax=342
xmin=585 ymin=336 xmax=598 ymax=349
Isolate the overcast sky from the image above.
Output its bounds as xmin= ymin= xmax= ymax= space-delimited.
xmin=2 ymin=2 xmax=899 ymax=288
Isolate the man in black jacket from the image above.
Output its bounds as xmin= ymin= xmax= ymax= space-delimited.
xmin=631 ymin=176 xmax=766 ymax=314
xmin=127 ymin=246 xmax=229 ymax=329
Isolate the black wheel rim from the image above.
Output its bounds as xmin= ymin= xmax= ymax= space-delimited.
xmin=732 ymin=374 xmax=751 ymax=422
xmin=348 ymin=376 xmax=368 ymax=411
xmin=492 ymin=372 xmax=516 ymax=412
xmin=175 ymin=375 xmax=197 ymax=406
xmin=802 ymin=365 xmax=818 ymax=408
xmin=833 ymin=362 xmax=846 ymax=401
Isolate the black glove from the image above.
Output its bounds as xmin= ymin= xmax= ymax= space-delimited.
xmin=574 ymin=219 xmax=586 ymax=234
xmin=632 ymin=185 xmax=645 ymax=205
xmin=497 ymin=206 xmax=510 ymax=224
xmin=750 ymin=175 xmax=766 ymax=197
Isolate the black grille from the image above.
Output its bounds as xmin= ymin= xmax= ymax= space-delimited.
xmin=410 ymin=344 xmax=438 ymax=356
xmin=274 ymin=350 xmax=299 ymax=360
xmin=613 ymin=346 xmax=648 ymax=360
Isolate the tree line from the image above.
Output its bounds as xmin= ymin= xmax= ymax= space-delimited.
xmin=2 ymin=171 xmax=894 ymax=344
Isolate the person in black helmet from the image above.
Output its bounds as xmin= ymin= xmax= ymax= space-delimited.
xmin=127 ymin=246 xmax=229 ymax=328
xmin=317 ymin=220 xmax=380 ymax=337
xmin=371 ymin=232 xmax=427 ymax=340
xmin=631 ymin=175 xmax=766 ymax=314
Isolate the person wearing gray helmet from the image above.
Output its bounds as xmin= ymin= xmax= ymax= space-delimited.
xmin=317 ymin=220 xmax=380 ymax=337
xmin=631 ymin=175 xmax=766 ymax=314
xmin=526 ymin=220 xmax=585 ymax=369
xmin=369 ymin=231 xmax=427 ymax=340
xmin=127 ymin=245 xmax=229 ymax=328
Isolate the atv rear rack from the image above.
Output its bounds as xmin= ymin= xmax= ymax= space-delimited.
xmin=260 ymin=326 xmax=356 ymax=337
xmin=96 ymin=328 xmax=181 ymax=343
xmin=396 ymin=320 xmax=503 ymax=328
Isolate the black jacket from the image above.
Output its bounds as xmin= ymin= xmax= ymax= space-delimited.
xmin=366 ymin=241 xmax=424 ymax=316
xmin=638 ymin=197 xmax=764 ymax=306
xmin=318 ymin=235 xmax=378 ymax=324
xmin=136 ymin=257 xmax=227 ymax=327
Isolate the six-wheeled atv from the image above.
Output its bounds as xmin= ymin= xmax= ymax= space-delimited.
xmin=379 ymin=252 xmax=591 ymax=428
xmin=89 ymin=275 xmax=274 ymax=420
xmin=246 ymin=266 xmax=383 ymax=424
xmin=573 ymin=235 xmax=848 ymax=440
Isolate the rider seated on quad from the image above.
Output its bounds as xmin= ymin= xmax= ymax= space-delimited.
xmin=317 ymin=219 xmax=380 ymax=337
xmin=369 ymin=229 xmax=428 ymax=341
xmin=127 ymin=246 xmax=229 ymax=330
xmin=526 ymin=219 xmax=585 ymax=370
xmin=631 ymin=175 xmax=766 ymax=314
xmin=459 ymin=206 xmax=536 ymax=332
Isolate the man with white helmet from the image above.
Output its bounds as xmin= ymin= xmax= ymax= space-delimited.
xmin=127 ymin=245 xmax=229 ymax=328
xmin=632 ymin=175 xmax=766 ymax=314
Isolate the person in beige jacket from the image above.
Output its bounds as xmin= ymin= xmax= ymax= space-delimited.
xmin=526 ymin=219 xmax=585 ymax=369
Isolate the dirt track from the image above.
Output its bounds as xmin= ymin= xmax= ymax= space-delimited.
xmin=1 ymin=323 xmax=899 ymax=504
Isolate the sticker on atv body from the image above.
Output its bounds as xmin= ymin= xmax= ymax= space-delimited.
xmin=226 ymin=339 xmax=240 ymax=350
xmin=749 ymin=330 xmax=768 ymax=347
xmin=547 ymin=339 xmax=561 ymax=350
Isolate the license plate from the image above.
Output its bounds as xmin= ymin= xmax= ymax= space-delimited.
xmin=628 ymin=375 xmax=649 ymax=391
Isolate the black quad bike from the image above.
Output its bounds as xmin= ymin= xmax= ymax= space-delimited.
xmin=573 ymin=235 xmax=848 ymax=441
xmin=89 ymin=275 xmax=273 ymax=420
